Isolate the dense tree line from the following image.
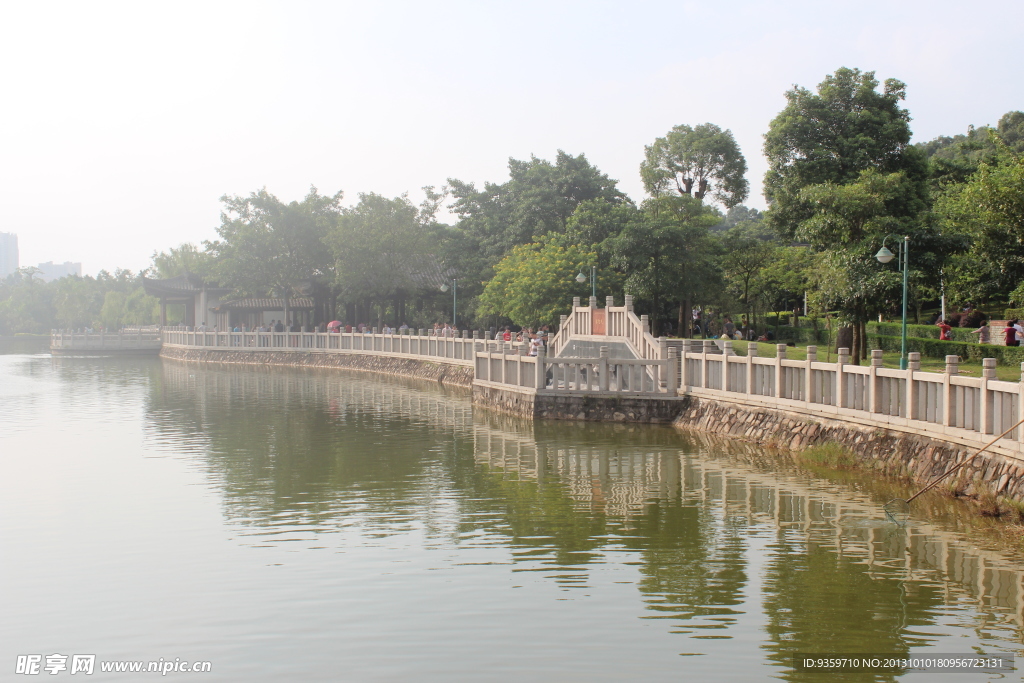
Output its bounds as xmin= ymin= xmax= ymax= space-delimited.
xmin=3 ymin=66 xmax=1022 ymax=363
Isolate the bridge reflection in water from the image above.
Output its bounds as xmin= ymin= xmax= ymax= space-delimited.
xmin=148 ymin=360 xmax=1024 ymax=668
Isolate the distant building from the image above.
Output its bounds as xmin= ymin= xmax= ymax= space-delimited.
xmin=0 ymin=232 xmax=18 ymax=278
xmin=36 ymin=261 xmax=83 ymax=282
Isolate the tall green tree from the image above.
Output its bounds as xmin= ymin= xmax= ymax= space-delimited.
xmin=640 ymin=123 xmax=748 ymax=208
xmin=150 ymin=243 xmax=217 ymax=280
xmin=608 ymin=196 xmax=722 ymax=335
xmin=448 ymin=151 xmax=626 ymax=263
xmin=208 ymin=186 xmax=342 ymax=322
xmin=763 ymin=68 xmax=939 ymax=360
xmin=327 ymin=192 xmax=447 ymax=325
xmin=763 ymin=67 xmax=929 ymax=239
xmin=477 ymin=235 xmax=620 ymax=328
xmin=937 ymin=144 xmax=1024 ymax=302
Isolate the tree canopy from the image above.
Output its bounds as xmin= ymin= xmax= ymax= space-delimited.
xmin=763 ymin=67 xmax=928 ymax=239
xmin=640 ymin=123 xmax=748 ymax=208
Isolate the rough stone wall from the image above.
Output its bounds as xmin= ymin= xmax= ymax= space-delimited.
xmin=674 ymin=396 xmax=1024 ymax=501
xmin=160 ymin=346 xmax=474 ymax=388
xmin=471 ymin=385 xmax=686 ymax=423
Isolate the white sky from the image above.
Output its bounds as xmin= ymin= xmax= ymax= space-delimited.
xmin=2 ymin=0 xmax=1021 ymax=276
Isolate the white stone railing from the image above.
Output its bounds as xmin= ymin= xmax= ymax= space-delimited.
xmin=51 ymin=328 xmax=162 ymax=350
xmin=680 ymin=341 xmax=1024 ymax=456
xmin=549 ymin=295 xmax=664 ymax=360
xmin=474 ymin=345 xmax=677 ymax=395
xmin=162 ymin=328 xmax=476 ymax=366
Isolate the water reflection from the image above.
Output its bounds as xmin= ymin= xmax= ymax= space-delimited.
xmin=145 ymin=360 xmax=1024 ymax=677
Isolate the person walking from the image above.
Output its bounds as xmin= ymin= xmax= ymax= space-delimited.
xmin=937 ymin=319 xmax=952 ymax=341
xmin=971 ymin=319 xmax=990 ymax=344
xmin=1005 ymin=320 xmax=1020 ymax=347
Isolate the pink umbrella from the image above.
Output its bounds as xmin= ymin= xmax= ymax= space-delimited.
xmin=327 ymin=320 xmax=342 ymax=328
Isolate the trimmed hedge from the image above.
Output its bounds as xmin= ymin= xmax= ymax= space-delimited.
xmin=866 ymin=321 xmax=979 ymax=343
xmin=768 ymin=326 xmax=829 ymax=344
xmin=869 ymin=334 xmax=1024 ymax=364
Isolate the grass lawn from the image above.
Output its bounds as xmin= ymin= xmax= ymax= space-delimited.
xmin=725 ymin=340 xmax=1024 ymax=382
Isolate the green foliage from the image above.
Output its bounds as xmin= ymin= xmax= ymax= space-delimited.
xmin=762 ymin=68 xmax=944 ymax=333
xmin=209 ymin=186 xmax=342 ymax=300
xmin=328 ymin=192 xmax=442 ymax=302
xmin=100 ymin=288 xmax=159 ymax=328
xmin=0 ymin=268 xmax=155 ymax=334
xmin=477 ymin=235 xmax=620 ymax=327
xmin=150 ymin=243 xmax=217 ymax=280
xmin=866 ymin=321 xmax=979 ymax=343
xmin=640 ymin=123 xmax=748 ymax=207
xmin=917 ymin=111 xmax=1024 ymax=187
xmin=869 ymin=333 xmax=1024 ymax=363
xmin=607 ymin=195 xmax=722 ymax=334
xmin=936 ymin=146 xmax=1024 ymax=297
xmin=0 ymin=270 xmax=56 ymax=334
xmin=448 ymin=151 xmax=626 ymax=264
xmin=764 ymin=67 xmax=929 ymax=240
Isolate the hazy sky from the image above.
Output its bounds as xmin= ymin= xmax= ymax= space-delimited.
xmin=2 ymin=0 xmax=1021 ymax=275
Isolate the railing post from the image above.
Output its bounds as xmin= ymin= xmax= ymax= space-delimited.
xmin=599 ymin=346 xmax=609 ymax=391
xmin=869 ymin=349 xmax=883 ymax=413
xmin=775 ymin=344 xmax=786 ymax=399
xmin=666 ymin=346 xmax=678 ymax=394
xmin=679 ymin=340 xmax=691 ymax=389
xmin=640 ymin=315 xmax=649 ymax=335
xmin=907 ymin=351 xmax=921 ymax=420
xmin=624 ymin=295 xmax=633 ymax=312
xmin=837 ymin=347 xmax=849 ymax=408
xmin=572 ymin=297 xmax=581 ymax=308
xmin=943 ymin=354 xmax=959 ymax=427
xmin=746 ymin=341 xmax=757 ymax=397
xmin=1017 ymin=362 xmax=1024 ymax=441
xmin=535 ymin=348 xmax=546 ymax=389
xmin=702 ymin=339 xmax=715 ymax=389
xmin=981 ymin=357 xmax=996 ymax=434
xmin=805 ymin=345 xmax=816 ymax=404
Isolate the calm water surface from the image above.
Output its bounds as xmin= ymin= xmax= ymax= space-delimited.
xmin=2 ymin=353 xmax=1023 ymax=681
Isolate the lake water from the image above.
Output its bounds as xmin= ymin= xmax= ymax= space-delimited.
xmin=2 ymin=353 xmax=1023 ymax=681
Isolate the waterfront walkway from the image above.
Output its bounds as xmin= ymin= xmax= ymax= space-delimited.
xmin=152 ymin=297 xmax=1024 ymax=463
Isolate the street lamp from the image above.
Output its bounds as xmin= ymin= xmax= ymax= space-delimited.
xmin=575 ymin=266 xmax=596 ymax=298
xmin=440 ymin=279 xmax=457 ymax=328
xmin=875 ymin=235 xmax=910 ymax=370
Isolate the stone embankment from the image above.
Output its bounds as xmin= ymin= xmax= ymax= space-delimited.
xmin=472 ymin=385 xmax=684 ymax=422
xmin=675 ymin=396 xmax=1024 ymax=501
xmin=162 ymin=345 xmax=1023 ymax=503
xmin=160 ymin=347 xmax=474 ymax=388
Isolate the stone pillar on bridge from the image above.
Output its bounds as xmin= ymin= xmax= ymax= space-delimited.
xmin=943 ymin=354 xmax=959 ymax=427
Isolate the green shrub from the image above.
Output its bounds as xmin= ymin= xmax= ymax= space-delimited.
xmin=870 ymin=333 xmax=1024 ymax=363
xmin=866 ymin=321 xmax=979 ymax=342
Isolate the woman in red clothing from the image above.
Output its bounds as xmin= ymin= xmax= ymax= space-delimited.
xmin=1005 ymin=319 xmax=1020 ymax=347
xmin=937 ymin=319 xmax=952 ymax=341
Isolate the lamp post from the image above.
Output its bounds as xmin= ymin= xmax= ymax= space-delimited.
xmin=440 ymin=279 xmax=457 ymax=329
xmin=875 ymin=235 xmax=909 ymax=370
xmin=575 ymin=266 xmax=596 ymax=298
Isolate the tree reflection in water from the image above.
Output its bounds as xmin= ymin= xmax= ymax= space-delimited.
xmin=146 ymin=360 xmax=1024 ymax=672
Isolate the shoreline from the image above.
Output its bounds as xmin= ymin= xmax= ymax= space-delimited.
xmin=161 ymin=344 xmax=1024 ymax=506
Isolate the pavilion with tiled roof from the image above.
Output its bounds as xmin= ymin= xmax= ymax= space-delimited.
xmin=141 ymin=275 xmax=232 ymax=327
